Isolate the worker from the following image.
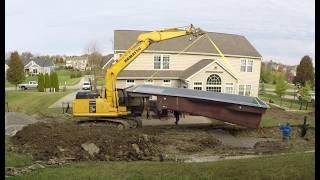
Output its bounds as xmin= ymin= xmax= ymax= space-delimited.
xmin=300 ymin=116 xmax=308 ymax=138
xmin=173 ymin=110 xmax=180 ymax=125
xmin=279 ymin=122 xmax=292 ymax=141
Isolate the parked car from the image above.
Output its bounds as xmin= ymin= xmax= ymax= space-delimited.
xmin=18 ymin=81 xmax=38 ymax=90
xmin=82 ymin=81 xmax=91 ymax=90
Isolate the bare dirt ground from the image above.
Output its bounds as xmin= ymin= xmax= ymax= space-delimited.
xmin=9 ymin=120 xmax=315 ymax=164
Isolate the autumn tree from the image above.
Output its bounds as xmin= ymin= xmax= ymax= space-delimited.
xmin=294 ymin=55 xmax=314 ymax=86
xmin=7 ymin=51 xmax=25 ymax=89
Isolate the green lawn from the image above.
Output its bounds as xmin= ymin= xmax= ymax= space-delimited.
xmin=9 ymin=152 xmax=314 ymax=180
xmin=5 ymin=90 xmax=73 ymax=114
xmin=5 ymin=136 xmax=32 ymax=167
xmin=56 ymin=70 xmax=82 ymax=86
xmin=6 ymin=70 xmax=82 ymax=88
xmin=262 ymin=83 xmax=295 ymax=89
xmin=259 ymin=93 xmax=314 ymax=111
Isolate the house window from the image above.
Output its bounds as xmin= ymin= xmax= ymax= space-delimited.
xmin=126 ymin=80 xmax=135 ymax=87
xmin=154 ymin=55 xmax=161 ymax=69
xmin=238 ymin=84 xmax=251 ymax=96
xmin=240 ymin=59 xmax=253 ymax=72
xmin=206 ymin=74 xmax=221 ymax=92
xmin=162 ymin=55 xmax=170 ymax=69
xmin=193 ymin=81 xmax=202 ymax=90
xmin=33 ymin=69 xmax=37 ymax=74
xmin=245 ymin=85 xmax=251 ymax=96
xmin=240 ymin=60 xmax=246 ymax=72
xmin=247 ymin=60 xmax=253 ymax=72
xmin=224 ymin=83 xmax=234 ymax=94
xmin=163 ymin=80 xmax=171 ymax=86
xmin=144 ymin=79 xmax=153 ymax=85
xmin=154 ymin=54 xmax=170 ymax=69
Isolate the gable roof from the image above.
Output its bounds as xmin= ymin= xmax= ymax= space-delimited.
xmin=180 ymin=59 xmax=213 ymax=79
xmin=114 ymin=30 xmax=261 ymax=57
xmin=5 ymin=58 xmax=54 ymax=67
xmin=32 ymin=59 xmax=54 ymax=67
xmin=101 ymin=54 xmax=114 ymax=69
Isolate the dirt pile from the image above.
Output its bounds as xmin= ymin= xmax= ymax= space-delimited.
xmin=11 ymin=122 xmax=223 ymax=162
xmin=11 ymin=122 xmax=165 ymax=161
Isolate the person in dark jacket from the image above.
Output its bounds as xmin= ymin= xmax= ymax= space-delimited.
xmin=173 ymin=111 xmax=180 ymax=125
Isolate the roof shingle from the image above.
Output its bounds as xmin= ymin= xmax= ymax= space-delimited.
xmin=114 ymin=30 xmax=261 ymax=57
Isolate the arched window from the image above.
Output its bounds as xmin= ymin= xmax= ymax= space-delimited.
xmin=206 ymin=74 xmax=221 ymax=92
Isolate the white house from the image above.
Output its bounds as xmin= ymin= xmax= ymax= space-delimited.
xmin=5 ymin=58 xmax=54 ymax=76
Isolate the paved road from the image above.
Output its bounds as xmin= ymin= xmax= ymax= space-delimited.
xmin=5 ymin=112 xmax=37 ymax=136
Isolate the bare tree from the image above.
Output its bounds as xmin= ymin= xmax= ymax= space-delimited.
xmin=85 ymin=40 xmax=104 ymax=92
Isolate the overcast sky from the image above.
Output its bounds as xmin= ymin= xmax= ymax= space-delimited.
xmin=5 ymin=0 xmax=314 ymax=65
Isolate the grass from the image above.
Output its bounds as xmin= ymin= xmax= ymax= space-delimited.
xmin=262 ymin=83 xmax=295 ymax=89
xmin=260 ymin=105 xmax=315 ymax=127
xmin=5 ymin=70 xmax=82 ymax=88
xmin=259 ymin=93 xmax=314 ymax=111
xmin=5 ymin=136 xmax=32 ymax=167
xmin=5 ymin=90 xmax=73 ymax=114
xmin=9 ymin=152 xmax=314 ymax=180
xmin=56 ymin=70 xmax=82 ymax=86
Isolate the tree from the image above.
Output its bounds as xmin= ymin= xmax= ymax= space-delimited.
xmin=21 ymin=52 xmax=33 ymax=61
xmin=299 ymin=81 xmax=312 ymax=110
xmin=50 ymin=72 xmax=59 ymax=92
xmin=44 ymin=73 xmax=50 ymax=92
xmin=274 ymin=77 xmax=289 ymax=107
xmin=50 ymin=72 xmax=55 ymax=92
xmin=37 ymin=74 xmax=45 ymax=92
xmin=7 ymin=51 xmax=25 ymax=89
xmin=294 ymin=55 xmax=314 ymax=86
xmin=85 ymin=41 xmax=103 ymax=91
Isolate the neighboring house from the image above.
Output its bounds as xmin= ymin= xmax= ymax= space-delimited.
xmin=113 ymin=30 xmax=262 ymax=97
xmin=24 ymin=58 xmax=55 ymax=75
xmin=5 ymin=58 xmax=54 ymax=76
xmin=65 ymin=55 xmax=89 ymax=71
xmin=101 ymin=54 xmax=114 ymax=70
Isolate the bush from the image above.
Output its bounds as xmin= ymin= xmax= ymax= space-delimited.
xmin=37 ymin=74 xmax=45 ymax=92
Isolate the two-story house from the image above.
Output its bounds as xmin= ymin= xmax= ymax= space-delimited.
xmin=113 ymin=30 xmax=262 ymax=97
xmin=65 ymin=55 xmax=89 ymax=71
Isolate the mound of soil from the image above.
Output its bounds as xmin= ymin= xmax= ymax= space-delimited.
xmin=11 ymin=122 xmax=222 ymax=162
xmin=11 ymin=122 xmax=165 ymax=161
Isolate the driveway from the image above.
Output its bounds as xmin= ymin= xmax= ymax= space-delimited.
xmin=49 ymin=91 xmax=79 ymax=108
xmin=5 ymin=112 xmax=37 ymax=136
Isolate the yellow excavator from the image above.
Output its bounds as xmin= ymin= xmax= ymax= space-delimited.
xmin=72 ymin=24 xmax=204 ymax=128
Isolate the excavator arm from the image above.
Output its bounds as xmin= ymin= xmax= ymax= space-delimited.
xmin=106 ymin=24 xmax=203 ymax=109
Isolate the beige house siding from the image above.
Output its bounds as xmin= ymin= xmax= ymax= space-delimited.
xmin=115 ymin=52 xmax=261 ymax=97
xmin=116 ymin=79 xmax=181 ymax=89
xmin=188 ymin=61 xmax=237 ymax=93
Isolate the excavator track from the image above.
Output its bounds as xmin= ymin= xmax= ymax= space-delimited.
xmin=74 ymin=117 xmax=142 ymax=129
